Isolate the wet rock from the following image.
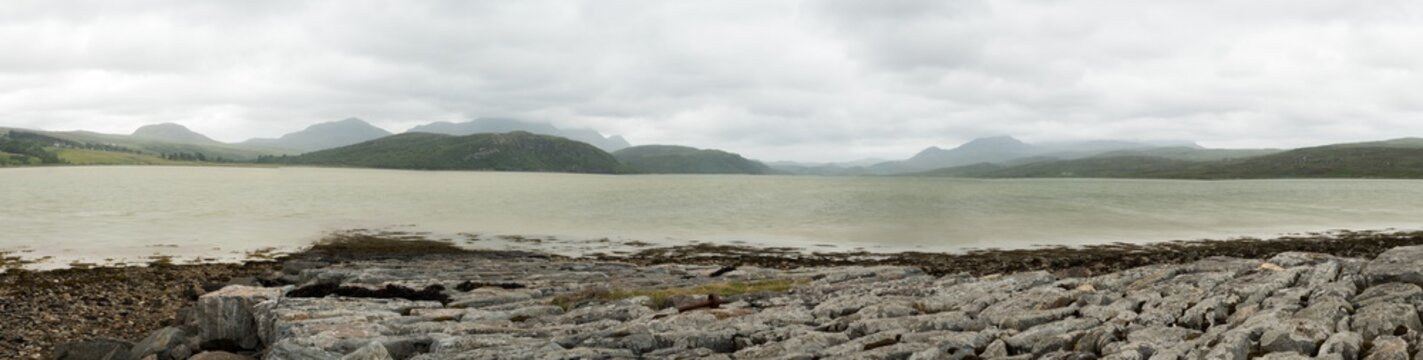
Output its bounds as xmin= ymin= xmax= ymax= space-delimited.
xmin=197 ymin=286 xmax=284 ymax=350
xmin=1363 ymin=246 xmax=1423 ymax=286
xmin=656 ymin=329 xmax=738 ymax=353
xmin=1361 ymin=336 xmax=1409 ymax=360
xmin=1352 ymin=283 xmax=1423 ymax=308
xmin=1203 ymin=330 xmax=1252 ymax=360
xmin=128 ymin=327 xmax=187 ymax=360
xmin=1178 ymin=294 xmax=1237 ymax=330
xmin=846 ymin=312 xmax=985 ymax=338
xmin=1258 ymin=319 xmax=1330 ymax=355
xmin=980 ymin=339 xmax=1009 ymax=358
xmin=447 ymin=288 xmax=537 ymax=309
xmin=1350 ymin=302 xmax=1422 ymax=341
xmin=190 ymin=352 xmax=257 ymax=360
xmin=1004 ymin=318 xmax=1099 ymax=354
xmin=267 ymin=339 xmax=342 ymax=360
xmin=560 ymin=300 xmax=654 ymax=324
xmin=534 ymin=347 xmax=636 ymax=360
xmin=340 ymin=342 xmax=392 ymax=360
xmin=732 ymin=331 xmax=845 ymax=358
xmin=52 ymin=339 xmax=133 ymax=360
xmin=1317 ymin=332 xmax=1362 ymax=360
xmin=1256 ymin=352 xmax=1312 ymax=360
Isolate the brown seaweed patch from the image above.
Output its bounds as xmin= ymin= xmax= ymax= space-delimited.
xmin=594 ymin=229 xmax=1423 ymax=277
xmin=549 ymin=279 xmax=803 ymax=310
xmin=287 ymin=283 xmax=451 ymax=304
xmin=454 ymin=281 xmax=527 ymax=292
xmin=305 ymin=231 xmax=471 ymax=257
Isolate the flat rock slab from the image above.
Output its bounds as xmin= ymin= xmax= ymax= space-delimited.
xmin=197 ymin=285 xmax=285 ymax=351
xmin=116 ymin=248 xmax=1423 ymax=359
xmin=1364 ymin=245 xmax=1423 ymax=286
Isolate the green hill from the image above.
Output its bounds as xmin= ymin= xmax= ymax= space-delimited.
xmin=915 ymin=139 xmax=1423 ymax=179
xmin=612 ymin=145 xmax=773 ymax=174
xmin=266 ymin=131 xmax=630 ymax=173
xmin=10 ymin=128 xmax=277 ymax=161
xmin=1181 ymin=145 xmax=1423 ymax=179
xmin=915 ymin=156 xmax=1206 ymax=178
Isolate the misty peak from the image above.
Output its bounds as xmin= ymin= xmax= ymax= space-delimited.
xmin=958 ymin=136 xmax=1030 ymax=151
xmin=305 ymin=118 xmax=386 ymax=132
xmin=131 ymin=123 xmax=220 ymax=145
xmin=241 ymin=117 xmax=392 ymax=153
xmin=407 ymin=118 xmax=630 ymax=152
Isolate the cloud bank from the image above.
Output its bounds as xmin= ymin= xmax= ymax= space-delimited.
xmin=1 ymin=0 xmax=1420 ymax=161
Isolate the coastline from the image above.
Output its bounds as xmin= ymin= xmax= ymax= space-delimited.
xmin=8 ymin=229 xmax=1423 ymax=358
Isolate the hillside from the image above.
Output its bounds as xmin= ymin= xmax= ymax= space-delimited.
xmin=242 ymin=118 xmax=392 ymax=153
xmin=847 ymin=136 xmax=1201 ymax=175
xmin=1092 ymin=147 xmax=1282 ymax=162
xmin=915 ymin=156 xmax=1206 ymax=178
xmin=613 ymin=145 xmax=774 ymax=174
xmin=266 ymin=132 xmax=630 ymax=173
xmin=901 ymin=136 xmax=1035 ymax=170
xmin=1183 ymin=145 xmax=1423 ymax=179
xmin=915 ymin=139 xmax=1423 ymax=179
xmin=408 ymin=118 xmax=630 ymax=152
xmin=130 ymin=123 xmax=222 ymax=145
xmin=28 ymin=128 xmax=277 ymax=161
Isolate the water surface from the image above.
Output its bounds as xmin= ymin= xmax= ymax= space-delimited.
xmin=3 ymin=166 xmax=1422 ymax=268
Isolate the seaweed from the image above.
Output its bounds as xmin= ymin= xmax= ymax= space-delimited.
xmin=287 ymin=283 xmax=451 ymax=304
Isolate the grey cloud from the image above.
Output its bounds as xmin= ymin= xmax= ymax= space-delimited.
xmin=2 ymin=0 xmax=1422 ymax=162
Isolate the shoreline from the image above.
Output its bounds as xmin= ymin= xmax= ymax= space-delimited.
xmin=8 ymin=229 xmax=1423 ymax=358
xmin=7 ymin=225 xmax=1422 ymax=273
xmin=16 ymin=232 xmax=1423 ymax=359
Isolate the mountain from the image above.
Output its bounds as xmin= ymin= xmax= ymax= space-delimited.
xmin=267 ymin=131 xmax=629 ymax=173
xmin=243 ymin=118 xmax=392 ymax=153
xmin=0 ymin=126 xmax=278 ymax=161
xmin=913 ymin=138 xmax=1423 ymax=179
xmin=407 ymin=118 xmax=630 ymax=152
xmin=863 ymin=136 xmax=1208 ymax=174
xmin=612 ymin=145 xmax=774 ymax=174
xmin=1092 ymin=147 xmax=1282 ymax=162
xmin=1184 ymin=142 xmax=1423 ymax=179
xmin=914 ymin=156 xmax=1204 ymax=178
xmin=901 ymin=136 xmax=1035 ymax=170
xmin=131 ymin=123 xmax=221 ymax=145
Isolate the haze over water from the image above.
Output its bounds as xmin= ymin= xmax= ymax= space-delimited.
xmin=4 ymin=166 xmax=1423 ymax=268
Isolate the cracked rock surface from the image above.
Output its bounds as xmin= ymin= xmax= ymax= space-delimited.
xmin=58 ymin=245 xmax=1423 ymax=359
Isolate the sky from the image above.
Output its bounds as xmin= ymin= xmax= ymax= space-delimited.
xmin=1 ymin=1 xmax=1421 ymax=162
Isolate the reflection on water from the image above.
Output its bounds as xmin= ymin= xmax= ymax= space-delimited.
xmin=2 ymin=166 xmax=1423 ymax=269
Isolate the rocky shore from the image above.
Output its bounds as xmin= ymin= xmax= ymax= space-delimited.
xmin=16 ymin=231 xmax=1423 ymax=359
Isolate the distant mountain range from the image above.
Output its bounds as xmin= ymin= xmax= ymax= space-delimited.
xmin=873 ymin=136 xmax=1205 ymax=173
xmin=130 ymin=123 xmax=223 ymax=145
xmin=264 ymin=132 xmax=630 ymax=173
xmin=407 ymin=118 xmax=630 ymax=152
xmin=768 ymin=136 xmax=1226 ymax=176
xmin=1 ymin=117 xmax=633 ymax=161
xmin=242 ymin=118 xmax=392 ymax=152
xmin=912 ymin=138 xmax=1423 ymax=179
xmin=10 ymin=119 xmax=1423 ymax=180
xmin=613 ymin=145 xmax=773 ymax=174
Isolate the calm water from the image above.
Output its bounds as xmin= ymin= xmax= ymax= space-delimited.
xmin=3 ymin=166 xmax=1423 ymax=268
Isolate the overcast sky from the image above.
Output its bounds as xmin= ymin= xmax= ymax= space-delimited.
xmin=1 ymin=1 xmax=1420 ymax=162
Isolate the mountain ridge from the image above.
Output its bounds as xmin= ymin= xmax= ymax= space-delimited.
xmin=264 ymin=131 xmax=630 ymax=173
xmin=613 ymin=145 xmax=773 ymax=174
xmin=242 ymin=118 xmax=392 ymax=153
xmin=911 ymin=137 xmax=1423 ymax=179
xmin=407 ymin=118 xmax=630 ymax=152
xmin=131 ymin=123 xmax=221 ymax=145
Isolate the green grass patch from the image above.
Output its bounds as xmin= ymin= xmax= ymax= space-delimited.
xmin=550 ymin=278 xmax=804 ymax=310
xmin=56 ymin=148 xmax=185 ymax=165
